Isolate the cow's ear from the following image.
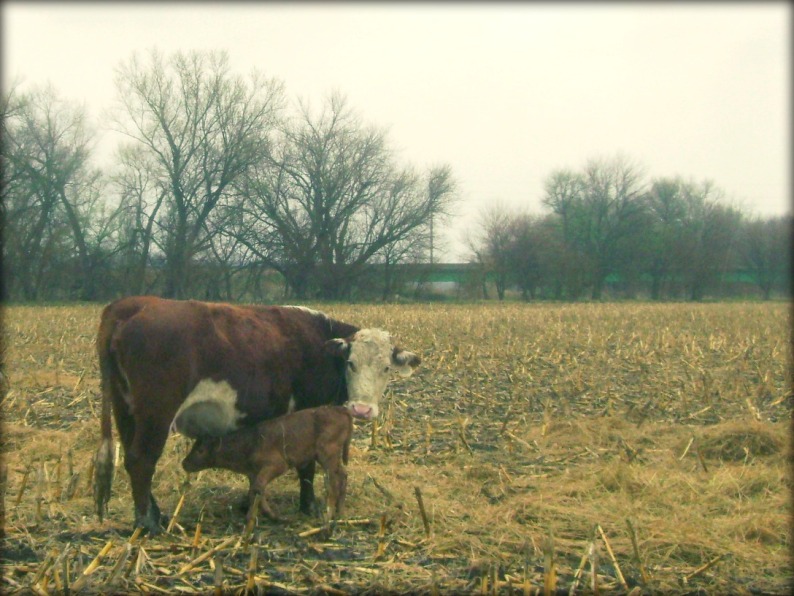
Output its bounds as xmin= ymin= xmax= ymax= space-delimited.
xmin=325 ymin=338 xmax=351 ymax=359
xmin=392 ymin=348 xmax=420 ymax=377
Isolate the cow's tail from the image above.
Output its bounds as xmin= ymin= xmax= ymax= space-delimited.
xmin=94 ymin=307 xmax=118 ymax=522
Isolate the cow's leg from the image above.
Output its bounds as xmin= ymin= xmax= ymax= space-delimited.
xmin=125 ymin=418 xmax=169 ymax=534
xmin=297 ymin=460 xmax=318 ymax=515
xmin=111 ymin=388 xmax=135 ymax=450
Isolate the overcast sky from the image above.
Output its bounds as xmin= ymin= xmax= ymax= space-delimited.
xmin=3 ymin=2 xmax=790 ymax=260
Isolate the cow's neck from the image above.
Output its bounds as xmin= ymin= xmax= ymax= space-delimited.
xmin=323 ymin=317 xmax=355 ymax=405
xmin=334 ymin=365 xmax=348 ymax=405
xmin=325 ymin=318 xmax=359 ymax=342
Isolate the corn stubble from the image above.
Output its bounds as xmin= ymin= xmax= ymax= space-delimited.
xmin=1 ymin=302 xmax=790 ymax=594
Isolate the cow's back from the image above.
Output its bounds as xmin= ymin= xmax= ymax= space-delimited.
xmin=102 ymin=297 xmax=354 ymax=432
xmin=97 ymin=296 xmax=173 ymax=403
xmin=99 ymin=297 xmax=207 ymax=423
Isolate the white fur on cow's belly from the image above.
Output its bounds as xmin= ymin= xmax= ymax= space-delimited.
xmin=171 ymin=379 xmax=243 ymax=438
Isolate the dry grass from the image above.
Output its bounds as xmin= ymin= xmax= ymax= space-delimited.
xmin=1 ymin=302 xmax=791 ymax=594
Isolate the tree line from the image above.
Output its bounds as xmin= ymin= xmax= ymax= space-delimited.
xmin=468 ymin=155 xmax=790 ymax=301
xmin=2 ymin=49 xmax=455 ymax=302
xmin=2 ymin=49 xmax=790 ymax=303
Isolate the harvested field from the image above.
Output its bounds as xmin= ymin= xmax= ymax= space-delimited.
xmin=1 ymin=302 xmax=791 ymax=594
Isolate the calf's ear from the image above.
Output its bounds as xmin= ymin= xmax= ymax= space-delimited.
xmin=392 ymin=348 xmax=421 ymax=377
xmin=325 ymin=338 xmax=351 ymax=359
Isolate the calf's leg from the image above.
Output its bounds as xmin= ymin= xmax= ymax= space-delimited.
xmin=250 ymin=462 xmax=288 ymax=521
xmin=324 ymin=469 xmax=342 ymax=521
xmin=319 ymin=450 xmax=347 ymax=521
xmin=335 ymin=467 xmax=348 ymax=519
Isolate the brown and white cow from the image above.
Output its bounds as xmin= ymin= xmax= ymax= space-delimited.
xmin=93 ymin=296 xmax=420 ymax=534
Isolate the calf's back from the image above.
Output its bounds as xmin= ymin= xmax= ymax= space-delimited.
xmin=183 ymin=406 xmax=352 ymax=474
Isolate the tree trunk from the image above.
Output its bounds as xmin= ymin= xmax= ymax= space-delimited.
xmin=591 ymin=276 xmax=604 ymax=300
xmin=650 ymin=273 xmax=662 ymax=301
xmin=382 ymin=257 xmax=393 ymax=302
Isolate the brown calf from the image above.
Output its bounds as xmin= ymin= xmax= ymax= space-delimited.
xmin=182 ymin=405 xmax=353 ymax=522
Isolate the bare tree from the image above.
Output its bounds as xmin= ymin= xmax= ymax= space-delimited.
xmin=468 ymin=202 xmax=513 ymax=300
xmin=542 ymin=168 xmax=586 ymax=248
xmin=578 ymin=155 xmax=648 ymax=299
xmin=541 ymin=169 xmax=591 ymax=299
xmin=110 ymin=144 xmax=168 ymax=294
xmin=233 ymin=93 xmax=455 ymax=299
xmin=739 ymin=215 xmax=790 ymax=300
xmin=643 ymin=177 xmax=687 ymax=299
xmin=3 ymin=85 xmax=112 ymax=300
xmin=111 ymin=49 xmax=284 ymax=298
xmin=542 ymin=157 xmax=647 ymax=299
xmin=504 ymin=213 xmax=549 ymax=301
xmin=376 ymin=165 xmax=457 ymax=300
xmin=426 ymin=164 xmax=457 ymax=264
xmin=672 ymin=180 xmax=741 ymax=300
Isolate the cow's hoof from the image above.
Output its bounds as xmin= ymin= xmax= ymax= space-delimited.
xmin=299 ymin=499 xmax=322 ymax=518
xmin=134 ymin=508 xmax=168 ymax=535
xmin=237 ymin=496 xmax=250 ymax=515
xmin=135 ymin=517 xmax=162 ymax=536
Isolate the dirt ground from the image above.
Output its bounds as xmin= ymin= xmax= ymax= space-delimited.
xmin=1 ymin=302 xmax=791 ymax=594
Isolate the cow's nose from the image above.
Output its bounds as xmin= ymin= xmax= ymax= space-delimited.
xmin=348 ymin=403 xmax=374 ymax=420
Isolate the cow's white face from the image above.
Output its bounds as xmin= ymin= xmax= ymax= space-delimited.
xmin=326 ymin=328 xmax=420 ymax=420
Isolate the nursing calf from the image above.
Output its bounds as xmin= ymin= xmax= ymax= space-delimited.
xmin=182 ymin=406 xmax=353 ymax=522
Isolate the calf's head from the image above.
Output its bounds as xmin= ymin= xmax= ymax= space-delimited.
xmin=325 ymin=328 xmax=420 ymax=420
xmin=182 ymin=437 xmax=220 ymax=473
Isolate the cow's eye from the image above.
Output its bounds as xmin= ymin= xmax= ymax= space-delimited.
xmin=383 ymin=365 xmax=391 ymax=374
xmin=347 ymin=361 xmax=357 ymax=372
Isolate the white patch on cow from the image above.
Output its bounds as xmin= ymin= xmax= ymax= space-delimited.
xmin=118 ymin=366 xmax=135 ymax=410
xmin=344 ymin=328 xmax=399 ymax=420
xmin=287 ymin=396 xmax=297 ymax=413
xmin=171 ymin=379 xmax=243 ymax=438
